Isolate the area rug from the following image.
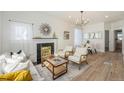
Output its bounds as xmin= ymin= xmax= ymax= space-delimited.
xmin=35 ymin=62 xmax=89 ymax=81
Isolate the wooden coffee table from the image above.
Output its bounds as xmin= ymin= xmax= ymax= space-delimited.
xmin=43 ymin=56 xmax=68 ymax=80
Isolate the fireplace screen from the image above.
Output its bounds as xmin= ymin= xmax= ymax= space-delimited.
xmin=37 ymin=43 xmax=54 ymax=64
xmin=41 ymin=46 xmax=51 ymax=60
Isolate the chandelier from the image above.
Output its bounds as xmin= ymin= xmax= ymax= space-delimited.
xmin=80 ymin=11 xmax=89 ymax=26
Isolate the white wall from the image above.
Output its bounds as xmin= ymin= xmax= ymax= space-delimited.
xmin=109 ymin=20 xmax=124 ymax=54
xmin=0 ymin=12 xmax=2 ymax=54
xmin=1 ymin=11 xmax=75 ymax=54
xmin=83 ymin=22 xmax=105 ymax=52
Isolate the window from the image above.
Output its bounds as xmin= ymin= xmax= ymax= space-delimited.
xmin=83 ymin=33 xmax=89 ymax=39
xmin=15 ymin=26 xmax=28 ymax=40
xmin=10 ymin=22 xmax=32 ymax=41
xmin=7 ymin=21 xmax=33 ymax=55
xmin=117 ymin=33 xmax=122 ymax=40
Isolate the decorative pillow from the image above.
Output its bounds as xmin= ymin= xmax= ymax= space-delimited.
xmin=3 ymin=53 xmax=12 ymax=59
xmin=10 ymin=52 xmax=13 ymax=56
xmin=12 ymin=50 xmax=27 ymax=62
xmin=17 ymin=50 xmax=22 ymax=54
xmin=12 ymin=53 xmax=19 ymax=59
xmin=5 ymin=57 xmax=18 ymax=64
xmin=18 ymin=50 xmax=26 ymax=58
xmin=0 ymin=55 xmax=6 ymax=61
xmin=12 ymin=53 xmax=23 ymax=62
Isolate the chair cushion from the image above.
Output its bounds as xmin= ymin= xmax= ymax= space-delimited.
xmin=68 ymin=56 xmax=80 ymax=63
xmin=74 ymin=47 xmax=87 ymax=57
xmin=57 ymin=51 xmax=65 ymax=58
xmin=63 ymin=46 xmax=73 ymax=52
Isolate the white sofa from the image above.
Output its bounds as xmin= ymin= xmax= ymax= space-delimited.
xmin=29 ymin=60 xmax=44 ymax=81
xmin=0 ymin=53 xmax=44 ymax=81
xmin=68 ymin=47 xmax=88 ymax=70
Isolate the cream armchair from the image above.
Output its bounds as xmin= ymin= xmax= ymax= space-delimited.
xmin=57 ymin=46 xmax=73 ymax=59
xmin=68 ymin=47 xmax=88 ymax=70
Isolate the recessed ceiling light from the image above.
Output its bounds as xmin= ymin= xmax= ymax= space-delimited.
xmin=105 ymin=15 xmax=109 ymax=18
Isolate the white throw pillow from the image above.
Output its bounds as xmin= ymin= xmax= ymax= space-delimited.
xmin=12 ymin=53 xmax=23 ymax=62
xmin=0 ymin=55 xmax=6 ymax=61
xmin=12 ymin=50 xmax=27 ymax=62
xmin=19 ymin=50 xmax=26 ymax=58
xmin=12 ymin=53 xmax=19 ymax=59
xmin=3 ymin=53 xmax=12 ymax=59
xmin=5 ymin=57 xmax=18 ymax=64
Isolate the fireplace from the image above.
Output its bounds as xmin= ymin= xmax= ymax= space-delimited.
xmin=37 ymin=43 xmax=54 ymax=64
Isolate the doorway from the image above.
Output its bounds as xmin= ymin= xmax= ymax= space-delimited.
xmin=114 ymin=29 xmax=122 ymax=52
xmin=105 ymin=30 xmax=109 ymax=51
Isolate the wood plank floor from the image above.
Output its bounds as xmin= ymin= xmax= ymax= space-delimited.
xmin=72 ymin=52 xmax=124 ymax=81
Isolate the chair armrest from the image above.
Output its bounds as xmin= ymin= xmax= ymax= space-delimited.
xmin=80 ymin=55 xmax=87 ymax=62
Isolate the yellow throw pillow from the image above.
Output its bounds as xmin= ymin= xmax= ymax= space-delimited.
xmin=0 ymin=70 xmax=33 ymax=81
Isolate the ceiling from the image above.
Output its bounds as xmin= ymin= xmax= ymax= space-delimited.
xmin=43 ymin=11 xmax=124 ymax=25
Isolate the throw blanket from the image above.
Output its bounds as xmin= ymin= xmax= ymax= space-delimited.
xmin=0 ymin=70 xmax=32 ymax=81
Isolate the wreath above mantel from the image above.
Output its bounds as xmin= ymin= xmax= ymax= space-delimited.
xmin=39 ymin=23 xmax=51 ymax=36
